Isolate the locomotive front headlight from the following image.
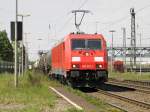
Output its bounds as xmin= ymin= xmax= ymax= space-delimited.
xmin=94 ymin=57 xmax=104 ymax=62
xmin=96 ymin=64 xmax=103 ymax=68
xmin=72 ymin=64 xmax=79 ymax=68
xmin=72 ymin=64 xmax=76 ymax=68
xmin=72 ymin=57 xmax=81 ymax=62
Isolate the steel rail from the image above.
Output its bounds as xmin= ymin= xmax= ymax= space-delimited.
xmin=123 ymin=80 xmax=150 ymax=87
xmin=109 ymin=78 xmax=150 ymax=87
xmin=106 ymin=102 xmax=128 ymax=112
xmin=107 ymin=81 xmax=150 ymax=94
xmin=108 ymin=78 xmax=150 ymax=94
xmin=86 ymin=92 xmax=128 ymax=112
xmin=97 ymin=89 xmax=150 ymax=109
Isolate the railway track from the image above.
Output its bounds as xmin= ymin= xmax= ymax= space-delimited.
xmin=108 ymin=78 xmax=150 ymax=93
xmin=83 ymin=79 xmax=150 ymax=111
xmin=97 ymin=88 xmax=150 ymax=110
xmin=109 ymin=78 xmax=150 ymax=86
xmin=107 ymin=103 xmax=128 ymax=112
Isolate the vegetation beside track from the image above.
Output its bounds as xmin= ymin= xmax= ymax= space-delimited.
xmin=0 ymin=70 xmax=126 ymax=112
xmin=0 ymin=71 xmax=56 ymax=112
xmin=64 ymin=108 xmax=84 ymax=112
xmin=0 ymin=71 xmax=81 ymax=112
xmin=109 ymin=72 xmax=150 ymax=81
xmin=64 ymin=86 xmax=123 ymax=112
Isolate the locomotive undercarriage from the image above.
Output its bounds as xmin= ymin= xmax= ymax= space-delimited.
xmin=49 ymin=70 xmax=108 ymax=88
xmin=66 ymin=70 xmax=108 ymax=87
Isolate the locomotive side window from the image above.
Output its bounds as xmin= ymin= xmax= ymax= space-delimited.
xmin=72 ymin=39 xmax=101 ymax=50
xmin=72 ymin=39 xmax=85 ymax=50
xmin=87 ymin=39 xmax=101 ymax=50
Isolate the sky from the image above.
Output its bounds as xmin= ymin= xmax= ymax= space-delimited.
xmin=0 ymin=0 xmax=150 ymax=61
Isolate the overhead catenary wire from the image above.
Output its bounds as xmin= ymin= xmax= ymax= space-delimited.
xmin=78 ymin=0 xmax=89 ymax=10
xmin=136 ymin=4 xmax=150 ymax=13
xmin=99 ymin=15 xmax=130 ymax=31
xmin=95 ymin=2 xmax=150 ymax=32
xmin=42 ymin=1 xmax=150 ymax=50
xmin=57 ymin=15 xmax=74 ymax=33
xmin=56 ymin=0 xmax=90 ymax=35
xmin=50 ymin=0 xmax=89 ymax=24
xmin=56 ymin=0 xmax=141 ymax=36
xmin=109 ymin=3 xmax=150 ymax=25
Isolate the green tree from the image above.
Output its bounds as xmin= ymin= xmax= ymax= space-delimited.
xmin=0 ymin=30 xmax=13 ymax=61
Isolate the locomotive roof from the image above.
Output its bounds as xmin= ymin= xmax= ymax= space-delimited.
xmin=64 ymin=33 xmax=105 ymax=40
xmin=52 ymin=33 xmax=106 ymax=48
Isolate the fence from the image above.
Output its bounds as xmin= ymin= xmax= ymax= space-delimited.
xmin=0 ymin=61 xmax=14 ymax=73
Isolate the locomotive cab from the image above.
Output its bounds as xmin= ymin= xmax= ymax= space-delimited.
xmin=67 ymin=34 xmax=108 ymax=87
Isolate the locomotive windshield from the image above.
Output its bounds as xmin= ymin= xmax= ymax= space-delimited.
xmin=72 ymin=39 xmax=101 ymax=50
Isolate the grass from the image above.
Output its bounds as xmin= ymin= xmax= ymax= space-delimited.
xmin=0 ymin=71 xmax=57 ymax=112
xmin=109 ymin=71 xmax=150 ymax=81
xmin=0 ymin=71 xmax=86 ymax=112
xmin=64 ymin=108 xmax=84 ymax=112
xmin=0 ymin=71 xmax=125 ymax=112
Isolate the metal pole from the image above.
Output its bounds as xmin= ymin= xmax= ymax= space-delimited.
xmin=130 ymin=8 xmax=136 ymax=70
xmin=15 ymin=0 xmax=18 ymax=87
xmin=122 ymin=28 xmax=126 ymax=65
xmin=24 ymin=33 xmax=28 ymax=71
xmin=24 ymin=33 xmax=31 ymax=71
xmin=140 ymin=33 xmax=142 ymax=75
xmin=109 ymin=30 xmax=115 ymax=74
xmin=21 ymin=16 xmax=24 ymax=75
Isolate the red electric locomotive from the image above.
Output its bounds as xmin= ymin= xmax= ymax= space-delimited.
xmin=50 ymin=33 xmax=108 ymax=87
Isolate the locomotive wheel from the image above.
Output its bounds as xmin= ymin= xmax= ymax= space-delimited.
xmin=102 ymin=74 xmax=108 ymax=82
xmin=103 ymin=77 xmax=108 ymax=82
xmin=66 ymin=79 xmax=76 ymax=88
